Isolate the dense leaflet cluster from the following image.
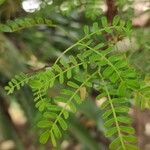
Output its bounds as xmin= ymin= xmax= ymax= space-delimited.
xmin=4 ymin=16 xmax=142 ymax=149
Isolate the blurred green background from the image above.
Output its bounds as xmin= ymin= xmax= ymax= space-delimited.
xmin=0 ymin=0 xmax=150 ymax=150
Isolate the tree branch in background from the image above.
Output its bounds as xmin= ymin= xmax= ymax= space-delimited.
xmin=106 ymin=0 xmax=118 ymax=24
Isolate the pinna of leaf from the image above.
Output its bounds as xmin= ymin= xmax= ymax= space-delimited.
xmin=4 ymin=16 xmax=140 ymax=149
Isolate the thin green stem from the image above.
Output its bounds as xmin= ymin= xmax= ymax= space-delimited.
xmin=54 ymin=26 xmax=115 ymax=65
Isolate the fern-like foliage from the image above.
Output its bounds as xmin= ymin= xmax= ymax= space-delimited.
xmin=4 ymin=16 xmax=141 ymax=149
xmin=0 ymin=17 xmax=53 ymax=32
xmin=5 ymin=73 xmax=31 ymax=94
xmin=97 ymin=69 xmax=138 ymax=150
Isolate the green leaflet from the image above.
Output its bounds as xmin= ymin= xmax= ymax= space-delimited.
xmin=63 ymin=110 xmax=69 ymax=119
xmin=101 ymin=16 xmax=108 ymax=28
xmin=53 ymin=64 xmax=62 ymax=72
xmin=118 ymin=82 xmax=126 ymax=97
xmin=119 ymin=126 xmax=135 ymax=134
xmin=109 ymin=137 xmax=121 ymax=150
xmin=43 ymin=112 xmax=58 ymax=119
xmin=125 ymin=79 xmax=140 ymax=89
xmin=109 ymin=72 xmax=119 ymax=83
xmin=112 ymin=16 xmax=120 ymax=26
xmin=104 ymin=116 xmax=131 ymax=128
xmin=58 ymin=117 xmax=68 ymax=130
xmin=68 ymin=101 xmax=77 ymax=112
xmin=29 ymin=80 xmax=43 ymax=89
xmin=39 ymin=130 xmax=50 ymax=144
xmin=61 ymin=89 xmax=74 ymax=95
xmin=83 ymin=25 xmax=89 ymax=35
xmin=35 ymin=99 xmax=49 ymax=112
xmin=54 ymin=96 xmax=67 ymax=103
xmin=50 ymin=131 xmax=57 ymax=147
xmin=46 ymin=104 xmax=61 ymax=111
xmin=102 ymin=109 xmax=113 ymax=119
xmin=67 ymin=81 xmax=79 ymax=89
xmin=103 ymin=66 xmax=114 ymax=77
xmin=104 ymin=118 xmax=115 ymax=128
xmin=37 ymin=120 xmax=52 ymax=128
xmin=59 ymin=72 xmax=64 ymax=84
xmin=123 ymin=135 xmax=137 ymax=143
xmin=53 ymin=124 xmax=62 ymax=138
xmin=69 ymin=55 xmax=78 ymax=65
xmin=92 ymin=22 xmax=99 ymax=32
xmin=60 ymin=58 xmax=69 ymax=68
xmin=105 ymin=127 xmax=118 ymax=137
